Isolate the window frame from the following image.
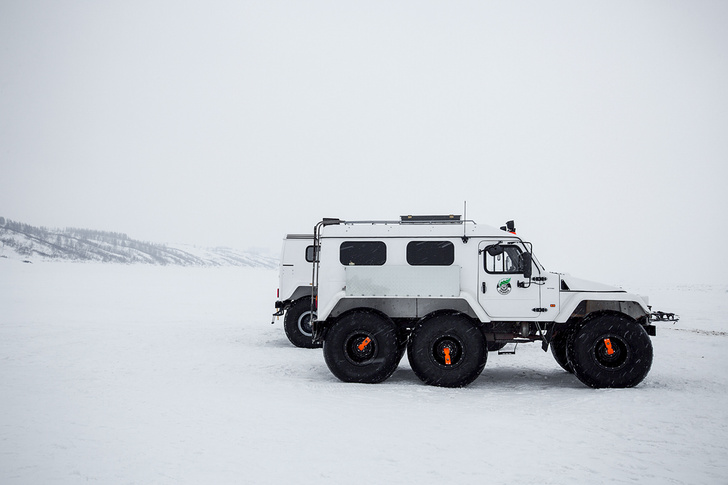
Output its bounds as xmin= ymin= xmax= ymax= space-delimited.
xmin=305 ymin=245 xmax=317 ymax=263
xmin=406 ymin=240 xmax=455 ymax=266
xmin=339 ymin=241 xmax=387 ymax=266
xmin=484 ymin=244 xmax=525 ymax=275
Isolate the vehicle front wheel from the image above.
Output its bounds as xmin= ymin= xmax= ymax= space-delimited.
xmin=284 ymin=298 xmax=321 ymax=348
xmin=569 ymin=314 xmax=653 ymax=388
xmin=323 ymin=310 xmax=400 ymax=383
xmin=407 ymin=313 xmax=487 ymax=388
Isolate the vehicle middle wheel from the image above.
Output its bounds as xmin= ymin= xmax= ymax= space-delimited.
xmin=323 ymin=310 xmax=400 ymax=384
xmin=407 ymin=313 xmax=487 ymax=388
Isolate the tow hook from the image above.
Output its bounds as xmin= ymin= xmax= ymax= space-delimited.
xmin=271 ymin=300 xmax=287 ymax=324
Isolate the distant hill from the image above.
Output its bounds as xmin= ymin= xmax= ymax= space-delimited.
xmin=0 ymin=218 xmax=278 ymax=269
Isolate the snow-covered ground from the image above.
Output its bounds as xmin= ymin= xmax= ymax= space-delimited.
xmin=1 ymin=260 xmax=727 ymax=484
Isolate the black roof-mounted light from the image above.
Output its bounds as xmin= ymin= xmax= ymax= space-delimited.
xmin=500 ymin=220 xmax=516 ymax=234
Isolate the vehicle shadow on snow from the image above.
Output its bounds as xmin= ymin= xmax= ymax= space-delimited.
xmin=470 ymin=367 xmax=583 ymax=389
xmin=264 ymin=336 xmax=304 ymax=348
xmin=385 ymin=364 xmax=583 ymax=389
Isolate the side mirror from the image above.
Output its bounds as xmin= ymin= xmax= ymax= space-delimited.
xmin=486 ymin=244 xmax=504 ymax=256
xmin=521 ymin=252 xmax=533 ymax=279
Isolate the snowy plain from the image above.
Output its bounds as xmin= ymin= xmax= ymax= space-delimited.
xmin=1 ymin=259 xmax=727 ymax=484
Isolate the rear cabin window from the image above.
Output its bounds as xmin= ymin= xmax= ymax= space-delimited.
xmin=305 ymin=245 xmax=317 ymax=263
xmin=340 ymin=241 xmax=386 ymax=266
xmin=485 ymin=245 xmax=523 ymax=274
xmin=406 ymin=241 xmax=454 ymax=266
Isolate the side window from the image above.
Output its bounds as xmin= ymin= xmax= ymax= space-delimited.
xmin=340 ymin=241 xmax=386 ymax=266
xmin=406 ymin=241 xmax=454 ymax=266
xmin=485 ymin=245 xmax=523 ymax=274
xmin=305 ymin=245 xmax=317 ymax=263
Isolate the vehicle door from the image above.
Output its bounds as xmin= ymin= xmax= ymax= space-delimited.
xmin=477 ymin=241 xmax=540 ymax=319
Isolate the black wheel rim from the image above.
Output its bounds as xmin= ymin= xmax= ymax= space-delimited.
xmin=591 ymin=334 xmax=629 ymax=370
xmin=297 ymin=311 xmax=315 ymax=337
xmin=344 ymin=332 xmax=377 ymax=365
xmin=431 ymin=335 xmax=464 ymax=367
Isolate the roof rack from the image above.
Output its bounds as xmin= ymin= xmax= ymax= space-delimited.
xmin=400 ymin=215 xmax=461 ymax=223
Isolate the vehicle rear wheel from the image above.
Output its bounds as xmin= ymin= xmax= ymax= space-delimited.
xmin=569 ymin=314 xmax=653 ymax=388
xmin=284 ymin=298 xmax=321 ymax=348
xmin=323 ymin=310 xmax=400 ymax=383
xmin=550 ymin=328 xmax=574 ymax=373
xmin=407 ymin=313 xmax=487 ymax=388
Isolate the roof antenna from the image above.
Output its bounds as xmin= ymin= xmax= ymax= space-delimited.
xmin=462 ymin=201 xmax=469 ymax=243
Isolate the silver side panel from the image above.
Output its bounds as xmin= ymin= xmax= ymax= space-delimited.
xmin=345 ymin=265 xmax=460 ymax=297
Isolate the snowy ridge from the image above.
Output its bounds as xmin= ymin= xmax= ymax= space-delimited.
xmin=0 ymin=219 xmax=277 ymax=268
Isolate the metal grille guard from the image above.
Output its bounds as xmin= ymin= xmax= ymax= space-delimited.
xmin=649 ymin=311 xmax=679 ymax=323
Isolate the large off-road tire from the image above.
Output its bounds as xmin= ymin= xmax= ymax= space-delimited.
xmin=283 ymin=298 xmax=321 ymax=349
xmin=569 ymin=313 xmax=653 ymax=389
xmin=550 ymin=328 xmax=574 ymax=373
xmin=407 ymin=313 xmax=487 ymax=388
xmin=323 ymin=310 xmax=400 ymax=384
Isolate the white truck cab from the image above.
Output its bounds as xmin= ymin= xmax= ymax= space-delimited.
xmin=307 ymin=215 xmax=675 ymax=388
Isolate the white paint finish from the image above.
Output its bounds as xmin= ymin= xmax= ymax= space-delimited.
xmin=345 ymin=265 xmax=460 ymax=297
xmin=278 ymin=235 xmax=313 ymax=301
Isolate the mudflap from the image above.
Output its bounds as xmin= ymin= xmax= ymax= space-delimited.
xmin=541 ymin=322 xmax=557 ymax=351
xmin=312 ymin=320 xmax=327 ymax=345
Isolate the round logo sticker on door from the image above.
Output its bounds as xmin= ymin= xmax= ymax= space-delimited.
xmin=497 ymin=278 xmax=512 ymax=295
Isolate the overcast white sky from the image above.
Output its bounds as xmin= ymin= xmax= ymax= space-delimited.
xmin=2 ymin=1 xmax=727 ymax=285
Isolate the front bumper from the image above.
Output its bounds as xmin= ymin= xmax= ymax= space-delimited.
xmin=650 ymin=311 xmax=679 ymax=322
xmin=644 ymin=310 xmax=679 ymax=337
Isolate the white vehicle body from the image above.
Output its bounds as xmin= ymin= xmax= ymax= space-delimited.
xmin=272 ymin=234 xmax=319 ymax=348
xmin=276 ymin=234 xmax=314 ymax=305
xmin=308 ymin=216 xmax=671 ymax=389
xmin=314 ymin=219 xmax=650 ymax=334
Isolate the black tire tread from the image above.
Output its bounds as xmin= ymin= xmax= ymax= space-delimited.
xmin=283 ymin=298 xmax=321 ymax=349
xmin=568 ymin=313 xmax=653 ymax=389
xmin=323 ymin=310 xmax=400 ymax=384
xmin=407 ymin=313 xmax=487 ymax=388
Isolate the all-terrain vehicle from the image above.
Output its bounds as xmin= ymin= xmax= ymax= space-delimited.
xmin=304 ymin=215 xmax=676 ymax=388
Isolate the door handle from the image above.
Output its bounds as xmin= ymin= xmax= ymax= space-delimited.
xmin=482 ymin=282 xmax=486 ymax=293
